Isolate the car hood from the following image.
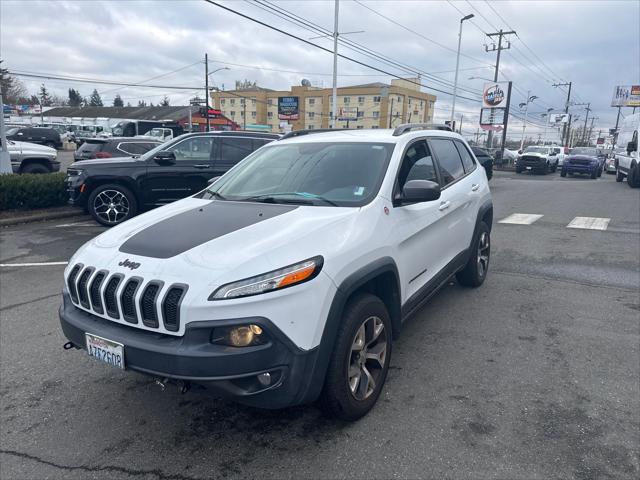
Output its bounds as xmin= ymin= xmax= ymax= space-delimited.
xmin=70 ymin=156 xmax=140 ymax=168
xmin=68 ymin=196 xmax=359 ymax=291
xmin=566 ymin=155 xmax=597 ymax=161
xmin=7 ymin=140 xmax=57 ymax=156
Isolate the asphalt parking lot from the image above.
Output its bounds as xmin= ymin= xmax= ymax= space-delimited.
xmin=1 ymin=170 xmax=639 ymax=480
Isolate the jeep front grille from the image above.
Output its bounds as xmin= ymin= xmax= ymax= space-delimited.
xmin=66 ymin=264 xmax=187 ymax=335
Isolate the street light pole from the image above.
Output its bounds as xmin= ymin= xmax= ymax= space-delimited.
xmin=450 ymin=13 xmax=474 ymax=126
xmin=519 ymin=91 xmax=538 ymax=151
xmin=331 ymin=0 xmax=339 ymax=129
xmin=205 ymin=53 xmax=210 ymax=132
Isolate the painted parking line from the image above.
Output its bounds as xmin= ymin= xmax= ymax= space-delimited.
xmin=54 ymin=221 xmax=99 ymax=228
xmin=0 ymin=261 xmax=68 ymax=267
xmin=567 ymin=217 xmax=610 ymax=231
xmin=498 ymin=213 xmax=544 ymax=225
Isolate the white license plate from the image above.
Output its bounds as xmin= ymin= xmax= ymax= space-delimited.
xmin=85 ymin=333 xmax=125 ymax=369
xmin=526 ymin=166 xmax=532 ymax=170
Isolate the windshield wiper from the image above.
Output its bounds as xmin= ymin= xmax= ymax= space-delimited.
xmin=206 ymin=190 xmax=227 ymax=201
xmin=240 ymin=192 xmax=339 ymax=206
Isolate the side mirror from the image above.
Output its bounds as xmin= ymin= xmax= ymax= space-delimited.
xmin=395 ymin=180 xmax=441 ymax=206
xmin=627 ymin=141 xmax=637 ymax=155
xmin=16 ymin=132 xmax=24 ymax=136
xmin=154 ymin=150 xmax=176 ymax=165
xmin=207 ymin=176 xmax=221 ymax=185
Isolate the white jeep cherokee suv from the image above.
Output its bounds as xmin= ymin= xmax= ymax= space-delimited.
xmin=60 ymin=124 xmax=493 ymax=420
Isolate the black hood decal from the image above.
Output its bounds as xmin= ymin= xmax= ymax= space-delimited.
xmin=119 ymin=201 xmax=297 ymax=259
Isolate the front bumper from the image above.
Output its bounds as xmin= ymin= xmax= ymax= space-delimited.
xmin=59 ymin=292 xmax=320 ymax=408
xmin=563 ymin=162 xmax=598 ymax=174
xmin=516 ymin=156 xmax=547 ymax=169
xmin=65 ymin=175 xmax=88 ymax=206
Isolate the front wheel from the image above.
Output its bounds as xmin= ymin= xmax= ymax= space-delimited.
xmin=560 ymin=169 xmax=567 ymax=177
xmin=551 ymin=163 xmax=558 ymax=173
xmin=87 ymin=184 xmax=138 ymax=227
xmin=456 ymin=222 xmax=490 ymax=287
xmin=616 ymin=168 xmax=624 ymax=182
xmin=628 ymin=164 xmax=640 ymax=188
xmin=319 ymin=294 xmax=392 ymax=421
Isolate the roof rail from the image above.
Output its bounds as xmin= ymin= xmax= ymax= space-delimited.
xmin=392 ymin=123 xmax=453 ymax=136
xmin=279 ymin=128 xmax=352 ymax=140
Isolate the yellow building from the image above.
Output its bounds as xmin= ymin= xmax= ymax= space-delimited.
xmin=210 ymin=78 xmax=436 ymax=132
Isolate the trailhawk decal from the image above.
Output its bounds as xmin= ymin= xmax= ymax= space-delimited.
xmin=118 ymin=201 xmax=298 ymax=259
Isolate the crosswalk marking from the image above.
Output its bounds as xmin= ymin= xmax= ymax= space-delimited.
xmin=498 ymin=213 xmax=544 ymax=225
xmin=567 ymin=217 xmax=610 ymax=231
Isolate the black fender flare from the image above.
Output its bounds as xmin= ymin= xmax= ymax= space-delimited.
xmin=295 ymin=257 xmax=401 ymax=405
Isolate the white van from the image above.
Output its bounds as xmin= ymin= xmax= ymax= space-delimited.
xmin=614 ymin=113 xmax=639 ymax=187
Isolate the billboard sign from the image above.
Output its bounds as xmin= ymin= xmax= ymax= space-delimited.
xmin=480 ymin=107 xmax=506 ymax=126
xmin=278 ymin=96 xmax=300 ymax=120
xmin=337 ymin=106 xmax=358 ymax=121
xmin=482 ymin=82 xmax=509 ymax=108
xmin=611 ymin=85 xmax=640 ymax=107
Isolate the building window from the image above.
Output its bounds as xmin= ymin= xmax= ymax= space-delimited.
xmin=356 ymin=125 xmax=364 ymax=129
xmin=373 ymin=96 xmax=381 ymax=103
xmin=358 ymin=96 xmax=365 ymax=103
xmin=372 ymin=111 xmax=380 ymax=119
xmin=372 ymin=125 xmax=379 ymax=129
xmin=308 ymin=111 xmax=315 ymax=118
xmin=420 ymin=100 xmax=424 ymax=108
xmin=344 ymin=97 xmax=350 ymax=104
xmin=308 ymin=125 xmax=315 ymax=130
xmin=397 ymin=96 xmax=402 ymax=102
xmin=230 ymin=111 xmax=236 ymax=116
xmin=267 ymin=98 xmax=273 ymax=106
xmin=308 ymin=98 xmax=315 ymax=105
xmin=267 ymin=112 xmax=273 ymax=118
xmin=408 ymin=98 xmax=412 ymax=105
xmin=230 ymin=98 xmax=235 ymax=105
xmin=240 ymin=111 xmax=244 ymax=117
xmin=220 ymin=99 xmax=225 ymax=106
xmin=251 ymin=98 xmax=256 ymax=105
xmin=329 ymin=111 xmax=333 ymax=117
xmin=357 ymin=111 xmax=364 ymax=118
xmin=240 ymin=98 xmax=245 ymax=105
xmin=251 ymin=111 xmax=256 ymax=118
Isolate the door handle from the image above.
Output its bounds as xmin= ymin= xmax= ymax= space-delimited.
xmin=193 ymin=164 xmax=211 ymax=169
xmin=471 ymin=184 xmax=480 ymax=192
xmin=439 ymin=201 xmax=451 ymax=211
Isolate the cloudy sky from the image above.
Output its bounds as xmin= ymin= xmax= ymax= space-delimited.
xmin=1 ymin=0 xmax=638 ymax=141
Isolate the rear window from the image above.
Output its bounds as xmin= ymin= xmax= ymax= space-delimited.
xmin=78 ymin=142 xmax=104 ymax=153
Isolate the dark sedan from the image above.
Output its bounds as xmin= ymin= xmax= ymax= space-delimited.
xmin=471 ymin=146 xmax=493 ymax=180
xmin=561 ymin=147 xmax=603 ymax=179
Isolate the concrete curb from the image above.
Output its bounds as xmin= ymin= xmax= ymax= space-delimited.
xmin=0 ymin=208 xmax=87 ymax=227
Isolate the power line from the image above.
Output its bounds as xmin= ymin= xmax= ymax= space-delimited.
xmin=99 ymin=61 xmax=203 ymax=95
xmin=446 ymin=0 xmax=487 ymax=35
xmin=204 ymin=0 xmax=481 ymax=102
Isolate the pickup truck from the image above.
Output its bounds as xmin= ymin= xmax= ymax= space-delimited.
xmin=6 ymin=139 xmax=60 ymax=174
xmin=613 ymin=113 xmax=639 ymax=187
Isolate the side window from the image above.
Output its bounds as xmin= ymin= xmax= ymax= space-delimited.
xmin=430 ymin=139 xmax=465 ymax=185
xmin=219 ymin=137 xmax=254 ymax=168
xmin=252 ymin=139 xmax=272 ymax=150
xmin=397 ymin=140 xmax=438 ymax=189
xmin=454 ymin=141 xmax=476 ymax=173
xmin=167 ymin=136 xmax=215 ymax=162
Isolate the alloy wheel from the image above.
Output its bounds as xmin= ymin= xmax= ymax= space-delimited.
xmin=477 ymin=231 xmax=490 ymax=278
xmin=347 ymin=316 xmax=387 ymax=400
xmin=93 ymin=189 xmax=130 ymax=224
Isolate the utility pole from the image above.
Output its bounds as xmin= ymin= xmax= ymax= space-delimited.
xmin=243 ymin=99 xmax=247 ymax=129
xmin=0 ymin=92 xmax=12 ymax=174
xmin=587 ymin=116 xmax=596 ymax=145
xmin=499 ymin=81 xmax=513 ymax=161
xmin=204 ymin=53 xmax=210 ymax=132
xmin=553 ymin=81 xmax=572 ymax=146
xmin=582 ymin=103 xmax=591 ymax=145
xmin=611 ymin=106 xmax=622 ymax=150
xmin=331 ymin=0 xmax=339 ymax=129
xmin=388 ymin=97 xmax=394 ymax=128
xmin=485 ymin=29 xmax=516 ymax=148
xmin=451 ymin=13 xmax=475 ymax=126
xmin=459 ymin=114 xmax=463 ymax=134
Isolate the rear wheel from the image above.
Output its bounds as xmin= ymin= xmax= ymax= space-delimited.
xmin=20 ymin=163 xmax=50 ymax=174
xmin=616 ymin=167 xmax=624 ymax=182
xmin=560 ymin=169 xmax=567 ymax=177
xmin=87 ymin=184 xmax=138 ymax=227
xmin=590 ymin=169 xmax=597 ymax=179
xmin=456 ymin=222 xmax=490 ymax=287
xmin=320 ymin=294 xmax=392 ymax=421
xmin=551 ymin=162 xmax=558 ymax=173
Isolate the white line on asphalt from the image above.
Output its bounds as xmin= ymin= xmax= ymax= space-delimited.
xmin=498 ymin=213 xmax=544 ymax=225
xmin=567 ymin=217 xmax=610 ymax=231
xmin=54 ymin=221 xmax=98 ymax=228
xmin=0 ymin=261 xmax=68 ymax=267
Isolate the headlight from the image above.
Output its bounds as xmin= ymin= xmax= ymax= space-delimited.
xmin=67 ymin=168 xmax=83 ymax=177
xmin=209 ymin=256 xmax=323 ymax=300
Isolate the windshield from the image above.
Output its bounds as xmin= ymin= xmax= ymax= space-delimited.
xmin=200 ymin=142 xmax=395 ymax=207
xmin=6 ymin=128 xmax=19 ymax=136
xmin=524 ymin=146 xmax=549 ymax=154
xmin=571 ymin=147 xmax=597 ymax=156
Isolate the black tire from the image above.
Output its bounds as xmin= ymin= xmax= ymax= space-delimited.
xmin=456 ymin=221 xmax=490 ymax=287
xmin=516 ymin=167 xmax=523 ymax=174
xmin=87 ymin=184 xmax=138 ymax=227
xmin=551 ymin=163 xmax=558 ymax=173
xmin=319 ymin=293 xmax=392 ymax=421
xmin=560 ymin=169 xmax=567 ymax=177
xmin=628 ymin=164 xmax=640 ymax=188
xmin=590 ymin=169 xmax=597 ymax=179
xmin=616 ymin=168 xmax=624 ymax=182
xmin=20 ymin=163 xmax=50 ymax=174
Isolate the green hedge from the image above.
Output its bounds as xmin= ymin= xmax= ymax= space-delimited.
xmin=0 ymin=173 xmax=68 ymax=210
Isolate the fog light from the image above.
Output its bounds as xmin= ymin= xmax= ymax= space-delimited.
xmin=257 ymin=372 xmax=271 ymax=386
xmin=211 ymin=324 xmax=267 ymax=347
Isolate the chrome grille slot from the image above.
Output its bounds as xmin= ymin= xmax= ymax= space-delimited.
xmin=120 ymin=278 xmax=141 ymax=324
xmin=162 ymin=285 xmax=188 ymax=332
xmin=67 ymin=264 xmax=83 ymax=304
xmin=77 ymin=267 xmax=94 ymax=309
xmin=104 ymin=274 xmax=123 ymax=319
xmin=140 ymin=282 xmax=162 ymax=328
xmin=89 ymin=271 xmax=107 ymax=314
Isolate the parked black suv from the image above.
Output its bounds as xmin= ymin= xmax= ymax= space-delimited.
xmin=74 ymin=137 xmax=162 ymax=161
xmin=471 ymin=146 xmax=493 ymax=180
xmin=66 ymin=131 xmax=280 ymax=226
xmin=5 ymin=127 xmax=63 ymax=149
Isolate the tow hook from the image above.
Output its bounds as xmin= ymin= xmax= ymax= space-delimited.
xmin=177 ymin=380 xmax=191 ymax=394
xmin=63 ymin=342 xmax=76 ymax=350
xmin=155 ymin=378 xmax=169 ymax=391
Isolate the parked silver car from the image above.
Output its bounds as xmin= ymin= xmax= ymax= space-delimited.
xmin=7 ymin=139 xmax=60 ymax=174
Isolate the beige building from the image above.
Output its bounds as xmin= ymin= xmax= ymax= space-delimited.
xmin=210 ymin=78 xmax=436 ymax=132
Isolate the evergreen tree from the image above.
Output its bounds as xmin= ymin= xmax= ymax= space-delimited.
xmin=88 ymin=89 xmax=103 ymax=107
xmin=137 ymin=100 xmax=147 ymax=107
xmin=39 ymin=84 xmax=52 ymax=106
xmin=0 ymin=59 xmax=28 ymax=104
xmin=68 ymin=88 xmax=83 ymax=107
xmin=113 ymin=94 xmax=124 ymax=107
